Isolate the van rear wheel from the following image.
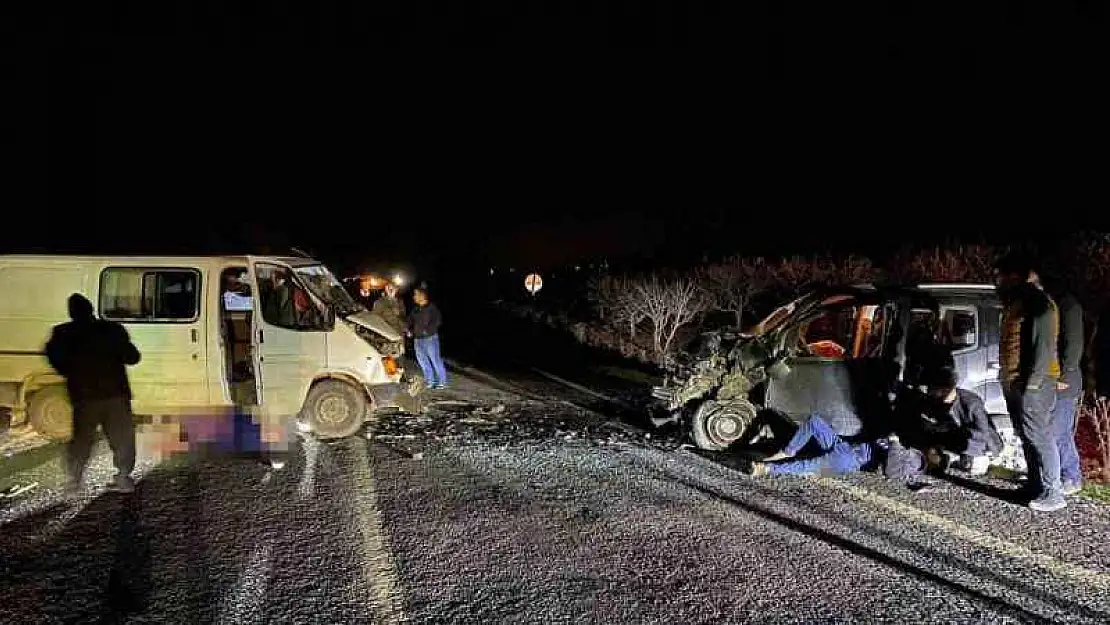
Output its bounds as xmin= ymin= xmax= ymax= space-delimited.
xmin=302 ymin=380 xmax=367 ymax=440
xmin=28 ymin=386 xmax=74 ymax=442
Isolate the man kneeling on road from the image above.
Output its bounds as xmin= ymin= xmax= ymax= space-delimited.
xmin=739 ymin=412 xmax=944 ymax=482
xmin=904 ymin=366 xmax=1004 ymax=476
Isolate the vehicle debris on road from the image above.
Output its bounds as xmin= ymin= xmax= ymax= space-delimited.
xmin=365 ymin=395 xmax=684 ymax=457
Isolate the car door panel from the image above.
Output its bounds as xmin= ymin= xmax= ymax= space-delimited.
xmin=248 ymin=260 xmax=327 ymax=417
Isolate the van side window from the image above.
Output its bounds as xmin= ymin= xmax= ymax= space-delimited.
xmin=254 ymin=263 xmax=324 ymax=331
xmin=99 ymin=268 xmax=200 ymax=322
xmin=940 ymin=307 xmax=978 ymax=351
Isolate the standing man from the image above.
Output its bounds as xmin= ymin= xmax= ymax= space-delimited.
xmin=372 ymin=283 xmax=407 ymax=335
xmin=1042 ymin=279 xmax=1085 ymax=495
xmin=45 ymin=294 xmax=142 ymax=494
xmin=993 ymin=252 xmax=1065 ymax=512
xmin=407 ymin=287 xmax=448 ymax=390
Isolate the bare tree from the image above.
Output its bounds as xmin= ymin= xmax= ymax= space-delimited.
xmin=1063 ymin=234 xmax=1110 ymax=393
xmin=1081 ymin=396 xmax=1110 ymax=481
xmin=588 ymin=274 xmax=647 ymax=339
xmin=826 ymin=254 xmax=878 ymax=286
xmin=700 ymin=256 xmax=774 ymax=329
xmin=586 ymin=275 xmax=617 ymax=322
xmin=887 ymin=244 xmax=997 ymax=284
xmin=630 ymin=273 xmax=711 ymax=362
xmin=766 ymin=254 xmax=876 ymax=298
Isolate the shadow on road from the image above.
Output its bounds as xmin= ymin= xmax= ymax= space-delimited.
xmin=659 ymin=461 xmax=1107 ymax=624
xmin=105 ymin=493 xmax=153 ymax=619
xmin=0 ymin=465 xmax=194 ymax=624
xmin=937 ymin=471 xmax=1025 ymax=504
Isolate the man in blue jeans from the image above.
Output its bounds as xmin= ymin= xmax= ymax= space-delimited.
xmin=1047 ymin=288 xmax=1084 ymax=495
xmin=407 ymin=287 xmax=448 ymax=390
xmin=995 ymin=251 xmax=1066 ymax=512
xmin=740 ymin=413 xmax=941 ymax=481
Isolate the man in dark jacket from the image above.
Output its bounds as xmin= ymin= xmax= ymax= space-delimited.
xmin=994 ymin=251 xmax=1065 ymax=512
xmin=1043 ymin=285 xmax=1085 ymax=495
xmin=916 ymin=366 xmax=1004 ymax=475
xmin=45 ymin=293 xmax=142 ymax=494
xmin=407 ymin=287 xmax=448 ymax=390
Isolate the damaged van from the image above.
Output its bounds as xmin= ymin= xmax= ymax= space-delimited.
xmin=651 ymin=284 xmax=1025 ymax=471
xmin=0 ymin=254 xmax=422 ymax=442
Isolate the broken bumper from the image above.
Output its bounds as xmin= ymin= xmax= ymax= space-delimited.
xmin=368 ymin=377 xmax=426 ymax=415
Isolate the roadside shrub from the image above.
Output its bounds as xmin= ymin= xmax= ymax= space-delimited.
xmin=1078 ymin=397 xmax=1110 ymax=482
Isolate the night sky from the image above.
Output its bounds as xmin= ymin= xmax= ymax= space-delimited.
xmin=6 ymin=2 xmax=1108 ymax=279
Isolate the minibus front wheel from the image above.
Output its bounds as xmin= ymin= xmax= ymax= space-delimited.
xmin=302 ymin=379 xmax=367 ymax=440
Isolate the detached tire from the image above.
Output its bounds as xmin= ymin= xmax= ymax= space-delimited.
xmin=690 ymin=399 xmax=757 ymax=452
xmin=302 ymin=380 xmax=367 ymax=440
xmin=28 ymin=386 xmax=74 ymax=442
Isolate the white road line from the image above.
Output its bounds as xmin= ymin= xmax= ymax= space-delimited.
xmin=349 ymin=442 xmax=406 ymax=624
xmin=218 ymin=541 xmax=273 ymax=625
xmin=442 ymin=360 xmax=539 ymax=400
xmin=817 ymin=477 xmax=1110 ymax=592
xmin=667 ymin=447 xmax=1110 ymax=594
xmin=298 ymin=436 xmax=319 ymax=499
xmin=529 ymin=367 xmax=632 ymax=408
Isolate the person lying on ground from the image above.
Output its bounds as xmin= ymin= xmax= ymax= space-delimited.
xmin=739 ymin=412 xmax=946 ymax=482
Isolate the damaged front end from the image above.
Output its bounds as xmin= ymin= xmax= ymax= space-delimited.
xmin=652 ymin=328 xmax=794 ymax=450
xmin=651 ymin=291 xmax=842 ymax=451
xmin=343 ymin=311 xmax=426 ymax=414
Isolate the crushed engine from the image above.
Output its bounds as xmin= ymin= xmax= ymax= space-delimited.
xmin=653 ymin=329 xmax=783 ymax=415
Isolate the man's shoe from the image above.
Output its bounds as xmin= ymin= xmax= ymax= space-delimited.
xmin=1062 ymin=480 xmax=1083 ymax=496
xmin=763 ymin=451 xmax=793 ymax=463
xmin=739 ymin=459 xmax=771 ymax=477
xmin=105 ymin=476 xmax=135 ymax=494
xmin=63 ymin=478 xmax=83 ymax=498
xmin=1028 ymin=493 xmax=1067 ymax=512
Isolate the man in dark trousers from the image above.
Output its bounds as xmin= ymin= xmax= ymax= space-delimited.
xmin=45 ymin=293 xmax=142 ymax=494
xmin=407 ymin=287 xmax=448 ymax=390
xmin=1041 ymin=278 xmax=1085 ymax=495
xmin=994 ymin=251 xmax=1065 ymax=512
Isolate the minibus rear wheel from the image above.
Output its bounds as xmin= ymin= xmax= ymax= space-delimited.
xmin=303 ymin=380 xmax=367 ymax=440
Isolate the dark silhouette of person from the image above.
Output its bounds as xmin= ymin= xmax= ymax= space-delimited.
xmin=45 ymin=293 xmax=142 ymax=494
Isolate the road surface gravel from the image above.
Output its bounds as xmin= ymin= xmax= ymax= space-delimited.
xmin=2 ymin=366 xmax=1109 ymax=624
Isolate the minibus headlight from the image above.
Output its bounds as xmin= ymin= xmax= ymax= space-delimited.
xmin=382 ymin=355 xmax=400 ymax=376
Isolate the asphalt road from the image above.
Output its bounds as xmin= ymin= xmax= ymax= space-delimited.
xmin=3 ymin=366 xmax=1110 ymax=624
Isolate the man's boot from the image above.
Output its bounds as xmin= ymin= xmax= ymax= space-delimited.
xmin=106 ymin=473 xmax=135 ymax=493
